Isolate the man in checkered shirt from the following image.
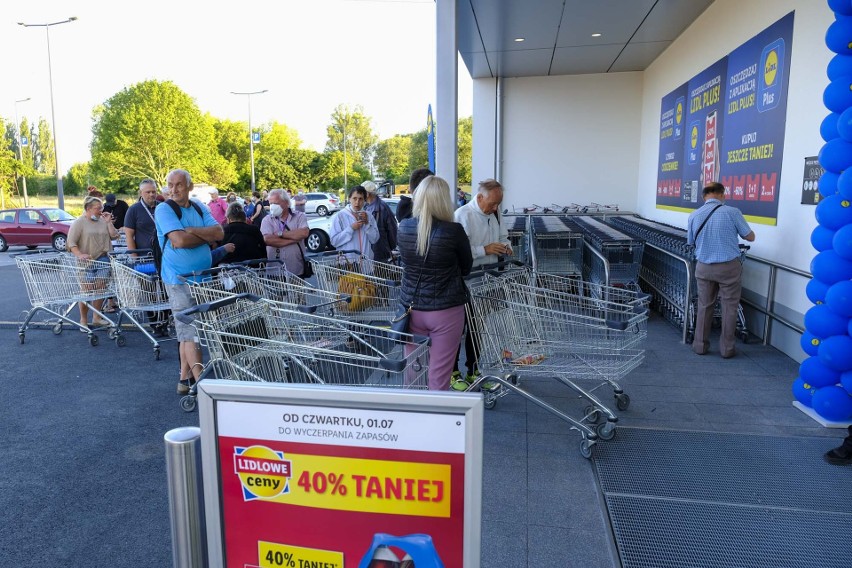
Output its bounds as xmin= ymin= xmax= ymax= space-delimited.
xmin=687 ymin=182 xmax=755 ymax=358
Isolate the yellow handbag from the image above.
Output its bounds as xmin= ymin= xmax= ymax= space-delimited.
xmin=338 ymin=272 xmax=376 ymax=311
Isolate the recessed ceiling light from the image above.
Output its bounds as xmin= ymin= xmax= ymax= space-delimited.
xmin=514 ymin=38 xmax=525 ymax=42
xmin=591 ymin=33 xmax=602 ymax=37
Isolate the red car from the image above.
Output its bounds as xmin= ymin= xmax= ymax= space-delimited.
xmin=0 ymin=208 xmax=75 ymax=252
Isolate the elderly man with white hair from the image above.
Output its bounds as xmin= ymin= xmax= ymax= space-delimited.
xmin=260 ymin=188 xmax=310 ymax=276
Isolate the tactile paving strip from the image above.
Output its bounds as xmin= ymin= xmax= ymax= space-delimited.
xmin=594 ymin=428 xmax=852 ymax=568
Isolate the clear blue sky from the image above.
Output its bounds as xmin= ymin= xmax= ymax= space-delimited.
xmin=1 ymin=0 xmax=473 ymax=170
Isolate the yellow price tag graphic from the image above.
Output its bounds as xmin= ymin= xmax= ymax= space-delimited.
xmin=258 ymin=541 xmax=343 ymax=568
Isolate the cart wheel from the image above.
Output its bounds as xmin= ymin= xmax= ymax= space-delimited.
xmin=506 ymin=373 xmax=520 ymax=386
xmin=739 ymin=331 xmax=750 ymax=344
xmin=584 ymin=405 xmax=602 ymax=423
xmin=484 ymin=393 xmax=497 ymax=410
xmin=108 ymin=329 xmax=118 ymax=340
xmin=685 ymin=332 xmax=694 ymax=344
xmin=596 ymin=421 xmax=617 ymax=441
xmin=52 ymin=323 xmax=63 ymax=335
xmin=18 ymin=333 xmax=25 ymax=344
xmin=180 ymin=396 xmax=197 ymax=412
xmin=580 ymin=439 xmax=594 ymax=459
xmin=615 ymin=393 xmax=630 ymax=411
xmin=154 ymin=348 xmax=161 ymax=361
xmin=89 ymin=334 xmax=99 ymax=347
xmin=115 ymin=335 xmax=127 ymax=347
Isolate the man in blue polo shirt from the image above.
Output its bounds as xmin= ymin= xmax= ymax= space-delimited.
xmin=156 ymin=169 xmax=223 ymax=394
xmin=687 ymin=182 xmax=755 ymax=358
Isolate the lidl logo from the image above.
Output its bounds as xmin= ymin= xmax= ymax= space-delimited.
xmin=691 ymin=125 xmax=699 ymax=149
xmin=676 ymin=101 xmax=683 ymax=125
xmin=763 ymin=49 xmax=778 ymax=87
xmin=234 ymin=445 xmax=292 ymax=501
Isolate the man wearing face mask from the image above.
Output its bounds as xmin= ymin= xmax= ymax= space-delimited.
xmin=260 ymin=189 xmax=309 ymax=276
xmin=330 ymin=185 xmax=379 ymax=261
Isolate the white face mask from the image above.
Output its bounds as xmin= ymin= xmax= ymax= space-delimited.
xmin=269 ymin=204 xmax=283 ymax=217
xmin=90 ymin=215 xmax=99 ymax=222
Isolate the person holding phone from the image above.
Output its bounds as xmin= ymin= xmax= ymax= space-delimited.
xmin=330 ymin=185 xmax=379 ymax=260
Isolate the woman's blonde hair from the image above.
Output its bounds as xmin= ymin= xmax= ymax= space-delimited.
xmin=412 ymin=175 xmax=454 ymax=256
xmin=83 ymin=196 xmax=103 ymax=211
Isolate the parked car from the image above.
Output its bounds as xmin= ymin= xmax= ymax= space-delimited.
xmin=304 ymin=198 xmax=401 ymax=253
xmin=303 ymin=192 xmax=340 ymax=216
xmin=0 ymin=208 xmax=75 ymax=252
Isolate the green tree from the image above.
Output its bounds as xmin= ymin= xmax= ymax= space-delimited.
xmin=457 ymin=116 xmax=473 ymax=185
xmin=312 ymin=150 xmax=367 ymax=191
xmin=374 ymin=135 xmax=412 ymax=182
xmin=36 ymin=118 xmax=55 ymax=175
xmin=212 ymin=117 xmax=251 ymax=188
xmin=19 ymin=117 xmax=34 ymax=169
xmin=90 ymin=79 xmax=227 ymax=188
xmin=65 ymin=162 xmax=92 ymax=196
xmin=256 ymin=147 xmax=319 ymax=190
xmin=408 ymin=128 xmax=428 ymax=174
xmin=325 ymin=104 xmax=378 ymax=166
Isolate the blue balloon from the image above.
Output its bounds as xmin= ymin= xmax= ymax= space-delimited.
xmin=800 ymin=355 xmax=842 ymax=387
xmin=805 ymin=304 xmax=849 ymax=338
xmin=821 ymin=171 xmax=840 ymax=197
xmin=792 ymin=378 xmax=816 ymax=407
xmin=819 ymin=138 xmax=852 ymax=172
xmin=802 ymin=331 xmax=822 ymax=356
xmin=807 ymin=278 xmax=830 ymax=304
xmin=826 ymin=280 xmax=852 ymax=316
xmin=824 ymin=112 xmax=841 ymax=141
xmin=812 ymin=385 xmax=852 ymax=421
xmin=815 ymin=194 xmax=852 ymax=229
xmin=812 ymin=225 xmax=837 ymax=251
xmin=826 ymin=16 xmax=852 ymax=55
xmin=840 ymin=107 xmax=852 ymax=141
xmin=811 ymin=250 xmax=852 ymax=283
xmin=819 ymin=335 xmax=852 ymax=371
xmin=834 ymin=223 xmax=852 ymax=260
xmin=824 ymin=77 xmax=852 ymax=113
xmin=829 ymin=54 xmax=852 ymax=80
xmin=830 ymin=0 xmax=852 ymax=17
xmin=841 ymin=369 xmax=852 ymax=392
xmin=838 ymin=168 xmax=852 ymax=199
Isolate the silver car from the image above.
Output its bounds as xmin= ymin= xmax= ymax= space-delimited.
xmin=302 ymin=193 xmax=341 ymax=216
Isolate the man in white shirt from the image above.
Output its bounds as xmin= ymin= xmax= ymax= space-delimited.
xmin=452 ymin=179 xmax=511 ymax=387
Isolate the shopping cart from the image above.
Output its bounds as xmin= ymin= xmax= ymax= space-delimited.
xmin=463 ymin=265 xmax=647 ymax=458
xmin=685 ymin=244 xmax=751 ymax=344
xmin=15 ymin=251 xmax=121 ymax=346
xmin=529 ymin=215 xmax=584 ymax=276
xmin=503 ymin=214 xmax=530 ymax=265
xmin=175 ymin=294 xmax=430 ymax=411
xmin=109 ymin=249 xmax=171 ymax=358
xmin=573 ymin=216 xmax=644 ymax=289
xmin=310 ymin=250 xmax=403 ymax=323
xmin=179 ymin=260 xmax=349 ymax=316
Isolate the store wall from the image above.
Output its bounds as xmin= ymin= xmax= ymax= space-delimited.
xmin=472 ymin=72 xmax=643 ymax=212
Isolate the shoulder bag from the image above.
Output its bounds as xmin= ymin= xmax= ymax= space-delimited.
xmin=390 ymin=233 xmax=431 ymax=336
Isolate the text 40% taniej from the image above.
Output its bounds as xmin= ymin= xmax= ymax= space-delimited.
xmin=297 ymin=471 xmax=347 ymax=495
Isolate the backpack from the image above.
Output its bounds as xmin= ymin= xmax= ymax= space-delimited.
xmin=153 ymin=199 xmax=204 ymax=273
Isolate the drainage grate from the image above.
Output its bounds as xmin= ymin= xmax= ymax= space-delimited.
xmin=595 ymin=428 xmax=852 ymax=568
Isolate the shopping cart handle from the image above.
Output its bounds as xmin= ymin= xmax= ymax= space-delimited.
xmin=605 ymin=319 xmax=629 ymax=331
xmin=176 ymin=293 xmax=263 ymax=323
xmin=177 ymin=265 xmax=249 ymax=282
xmin=109 ymin=248 xmax=153 ymax=257
xmin=464 ymin=259 xmax=528 ymax=280
xmin=314 ymin=249 xmax=361 ymax=258
xmin=739 ymin=244 xmax=751 ymax=251
xmin=231 ymin=258 xmax=283 ymax=269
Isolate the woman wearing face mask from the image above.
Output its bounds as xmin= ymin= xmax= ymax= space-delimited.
xmin=260 ymin=189 xmax=310 ymax=276
xmin=67 ymin=195 xmax=119 ymax=330
xmin=330 ymin=185 xmax=379 ymax=261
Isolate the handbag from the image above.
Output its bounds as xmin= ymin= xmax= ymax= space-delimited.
xmin=390 ymin=234 xmax=431 ymax=337
xmin=297 ymin=244 xmax=313 ymax=279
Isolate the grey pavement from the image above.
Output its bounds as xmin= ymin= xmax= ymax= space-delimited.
xmin=0 ymin=259 xmax=845 ymax=567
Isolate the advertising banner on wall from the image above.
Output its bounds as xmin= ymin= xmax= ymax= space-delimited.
xmin=198 ymin=382 xmax=483 ymax=568
xmin=656 ymin=12 xmax=794 ymax=225
xmin=802 ymin=156 xmax=824 ymax=205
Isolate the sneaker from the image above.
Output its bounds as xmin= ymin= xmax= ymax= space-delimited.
xmin=177 ymin=379 xmax=196 ymax=395
xmin=824 ymin=444 xmax=852 ymax=465
xmin=450 ymin=371 xmax=470 ymax=391
xmin=481 ymin=378 xmax=501 ymax=392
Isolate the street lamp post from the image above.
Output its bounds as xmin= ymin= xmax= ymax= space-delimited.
xmin=13 ymin=97 xmax=32 ymax=208
xmin=230 ymin=90 xmax=268 ymax=193
xmin=18 ymin=16 xmax=77 ymax=211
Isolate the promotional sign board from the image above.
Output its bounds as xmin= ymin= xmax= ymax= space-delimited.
xmin=802 ymin=156 xmax=824 ymax=205
xmin=198 ymin=381 xmax=484 ymax=568
xmin=656 ymin=12 xmax=794 ymax=225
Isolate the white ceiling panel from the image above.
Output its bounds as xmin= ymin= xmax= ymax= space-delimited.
xmin=459 ymin=51 xmax=494 ymax=78
xmin=609 ymin=41 xmax=672 ymax=72
xmin=456 ymin=0 xmax=484 ymax=54
xmin=491 ymin=48 xmax=555 ymax=78
xmin=550 ymin=44 xmax=627 ymax=76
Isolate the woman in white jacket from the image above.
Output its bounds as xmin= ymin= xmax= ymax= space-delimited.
xmin=330 ymin=185 xmax=379 ymax=260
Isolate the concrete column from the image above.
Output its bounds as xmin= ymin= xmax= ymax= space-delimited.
xmin=436 ymin=0 xmax=458 ymax=198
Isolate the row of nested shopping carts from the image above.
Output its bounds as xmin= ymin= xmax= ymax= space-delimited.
xmin=605 ymin=215 xmax=750 ymax=343
xmin=503 ymin=214 xmax=645 ymax=289
xmin=13 ymin=246 xmax=649 ymax=458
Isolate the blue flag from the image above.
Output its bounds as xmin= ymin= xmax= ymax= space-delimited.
xmin=427 ymin=104 xmax=436 ymax=172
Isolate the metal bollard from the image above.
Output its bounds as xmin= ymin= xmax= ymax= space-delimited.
xmin=164 ymin=427 xmax=207 ymax=568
